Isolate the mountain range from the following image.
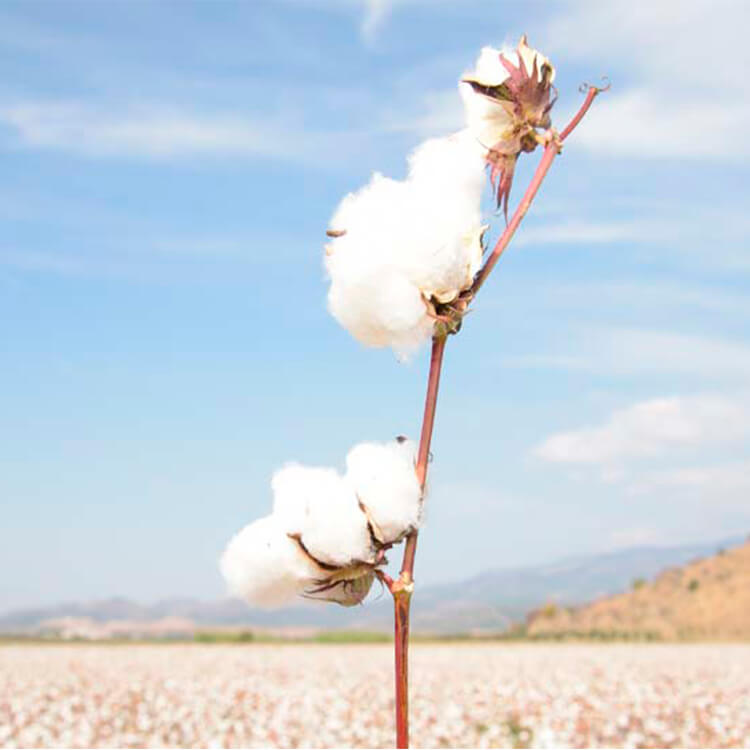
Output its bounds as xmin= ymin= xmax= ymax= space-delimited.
xmin=1 ymin=535 xmax=743 ymax=635
xmin=528 ymin=538 xmax=750 ymax=639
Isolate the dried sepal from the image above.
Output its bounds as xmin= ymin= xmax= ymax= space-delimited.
xmin=461 ymin=35 xmax=557 ymax=215
xmin=303 ymin=569 xmax=375 ymax=607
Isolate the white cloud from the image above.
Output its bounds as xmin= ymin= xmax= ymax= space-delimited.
xmin=0 ymin=101 xmax=360 ymax=164
xmin=505 ymin=328 xmax=750 ymax=379
xmin=380 ymin=88 xmax=463 ymax=139
xmin=361 ymin=0 xmax=392 ymax=41
xmin=570 ymin=88 xmax=749 ymax=160
xmin=630 ymin=461 xmax=750 ymax=493
xmin=607 ymin=526 xmax=663 ymax=549
xmin=544 ymin=0 xmax=750 ymax=160
xmin=535 ymin=395 xmax=750 ymax=465
xmin=514 ymin=218 xmax=660 ymax=247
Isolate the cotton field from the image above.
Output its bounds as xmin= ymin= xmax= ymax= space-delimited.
xmin=1 ymin=644 xmax=749 ymax=748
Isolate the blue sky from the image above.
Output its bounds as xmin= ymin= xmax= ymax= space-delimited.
xmin=1 ymin=0 xmax=749 ymax=610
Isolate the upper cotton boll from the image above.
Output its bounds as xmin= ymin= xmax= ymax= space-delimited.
xmin=219 ymin=515 xmax=321 ymax=608
xmin=272 ymin=463 xmax=376 ymax=568
xmin=403 ymin=131 xmax=486 ymax=303
xmin=345 ymin=438 xmax=422 ymax=545
xmin=325 ymin=132 xmax=486 ymax=357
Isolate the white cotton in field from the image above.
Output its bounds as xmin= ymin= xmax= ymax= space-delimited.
xmin=325 ymin=133 xmax=486 ymax=356
xmin=272 ymin=463 xmax=376 ymax=568
xmin=345 ymin=437 xmax=422 ymax=545
xmin=219 ymin=515 xmax=320 ymax=608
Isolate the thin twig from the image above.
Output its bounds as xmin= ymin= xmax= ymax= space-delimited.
xmin=472 ymin=84 xmax=606 ymax=297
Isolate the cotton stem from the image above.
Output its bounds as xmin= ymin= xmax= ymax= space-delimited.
xmin=472 ymin=83 xmax=606 ymax=296
xmin=388 ymin=84 xmax=604 ymax=748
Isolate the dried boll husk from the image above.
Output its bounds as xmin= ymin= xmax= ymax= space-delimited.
xmin=460 ymin=35 xmax=556 ymax=215
xmin=303 ymin=567 xmax=376 ymax=607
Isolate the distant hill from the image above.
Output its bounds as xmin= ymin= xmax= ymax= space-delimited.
xmin=1 ymin=535 xmax=744 ymax=636
xmin=408 ymin=536 xmax=744 ymax=631
xmin=527 ymin=539 xmax=750 ymax=640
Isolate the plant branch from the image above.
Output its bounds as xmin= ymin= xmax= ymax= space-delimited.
xmin=388 ymin=83 xmax=604 ymax=748
xmin=402 ymin=333 xmax=447 ymax=578
xmin=471 ymin=83 xmax=606 ymax=297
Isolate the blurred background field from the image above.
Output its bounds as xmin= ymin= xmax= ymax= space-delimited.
xmin=2 ymin=643 xmax=749 ymax=748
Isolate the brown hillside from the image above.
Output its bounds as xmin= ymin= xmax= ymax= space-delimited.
xmin=527 ymin=539 xmax=750 ymax=640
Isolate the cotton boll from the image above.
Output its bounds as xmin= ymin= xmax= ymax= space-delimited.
xmin=327 ymin=264 xmax=432 ymax=355
xmin=404 ymin=131 xmax=486 ymax=302
xmin=460 ymin=40 xmax=556 ymax=150
xmin=345 ymin=438 xmax=422 ymax=545
xmin=325 ymin=173 xmax=435 ymax=356
xmin=471 ymin=45 xmax=514 ymax=86
xmin=325 ymin=133 xmax=487 ymax=355
xmin=272 ymin=463 xmax=376 ymax=568
xmin=220 ymin=515 xmax=320 ymax=608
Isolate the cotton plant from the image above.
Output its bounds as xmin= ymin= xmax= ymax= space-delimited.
xmin=221 ymin=437 xmax=421 ymax=607
xmin=221 ymin=35 xmax=605 ymax=749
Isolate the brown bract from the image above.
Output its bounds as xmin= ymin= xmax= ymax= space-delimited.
xmin=462 ymin=35 xmax=557 ymax=218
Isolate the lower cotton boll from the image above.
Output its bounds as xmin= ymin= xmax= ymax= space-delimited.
xmin=219 ymin=515 xmax=321 ymax=608
xmin=271 ymin=463 xmax=376 ymax=568
xmin=345 ymin=438 xmax=423 ymax=545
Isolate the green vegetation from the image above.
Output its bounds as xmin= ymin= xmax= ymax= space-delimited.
xmin=539 ymin=602 xmax=559 ymax=618
xmin=687 ymin=578 xmax=700 ymax=591
xmin=632 ymin=577 xmax=646 ymax=590
xmin=194 ymin=630 xmax=254 ymax=643
xmin=313 ymin=630 xmax=391 ymax=643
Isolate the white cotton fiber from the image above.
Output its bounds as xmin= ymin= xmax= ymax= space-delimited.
xmin=325 ymin=131 xmax=487 ymax=357
xmin=219 ymin=514 xmax=321 ymax=608
xmin=345 ymin=438 xmax=422 ymax=545
xmin=460 ymin=46 xmax=517 ymax=148
xmin=272 ymin=463 xmax=376 ymax=568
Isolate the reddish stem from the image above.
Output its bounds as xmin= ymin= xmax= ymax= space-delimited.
xmin=388 ymin=84 xmax=604 ymax=748
xmin=393 ymin=585 xmax=411 ymax=748
xmin=559 ymin=84 xmax=605 ymax=142
xmin=393 ymin=334 xmax=446 ymax=748
xmin=402 ymin=334 xmax=447 ymax=577
xmin=471 ymin=84 xmax=605 ymax=296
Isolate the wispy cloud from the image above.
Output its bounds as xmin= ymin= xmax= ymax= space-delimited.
xmin=380 ymin=88 xmax=463 ymax=139
xmin=514 ymin=218 xmax=661 ymax=247
xmin=544 ymin=0 xmax=750 ymax=160
xmin=0 ymin=100 xmax=365 ymax=164
xmin=628 ymin=461 xmax=750 ymax=500
xmin=505 ymin=328 xmax=750 ymax=380
xmin=534 ymin=395 xmax=750 ymax=466
xmin=607 ymin=526 xmax=663 ymax=549
xmin=570 ymin=89 xmax=749 ymax=160
xmin=361 ymin=0 xmax=393 ymax=41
